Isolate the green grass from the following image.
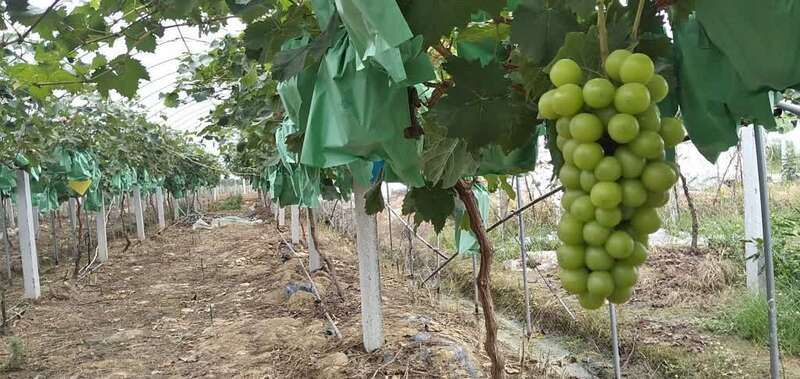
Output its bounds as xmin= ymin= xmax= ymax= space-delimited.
xmin=712 ymin=288 xmax=800 ymax=356
xmin=211 ymin=195 xmax=243 ymax=211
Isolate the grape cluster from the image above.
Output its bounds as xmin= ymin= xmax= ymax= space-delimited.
xmin=538 ymin=51 xmax=687 ymax=310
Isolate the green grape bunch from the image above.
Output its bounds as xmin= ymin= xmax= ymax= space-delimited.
xmin=538 ymin=51 xmax=687 ymax=310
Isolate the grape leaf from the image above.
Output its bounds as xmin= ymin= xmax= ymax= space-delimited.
xmin=512 ymin=0 xmax=580 ymax=65
xmin=93 ymin=55 xmax=150 ymax=98
xmin=364 ymin=180 xmax=385 ymax=215
xmin=508 ymin=52 xmax=550 ymax=101
xmin=485 ymin=175 xmax=515 ymax=200
xmin=243 ymin=6 xmax=308 ymax=63
xmin=271 ymin=14 xmax=340 ymax=81
xmin=546 ymin=27 xmax=602 ymax=78
xmin=456 ymin=23 xmax=510 ymax=66
xmin=162 ymin=91 xmax=179 ymax=107
xmin=421 ymin=124 xmax=479 ymax=188
xmin=159 ymin=0 xmax=200 ymax=18
xmin=225 ymin=0 xmax=274 ymax=22
xmin=565 ymin=0 xmax=596 ymax=19
xmin=544 ymin=119 xmax=563 ymax=181
xmin=6 ymin=63 xmax=81 ymax=98
xmin=430 ymin=57 xmax=521 ymax=151
xmin=398 ymin=0 xmax=504 ymax=47
xmin=401 ymin=185 xmax=455 ymax=233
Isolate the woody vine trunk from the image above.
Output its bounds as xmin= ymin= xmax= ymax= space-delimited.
xmin=454 ymin=180 xmax=504 ymax=378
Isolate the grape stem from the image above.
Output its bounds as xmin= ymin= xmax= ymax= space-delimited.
xmin=631 ymin=0 xmax=646 ymax=42
xmin=597 ymin=0 xmax=609 ymax=62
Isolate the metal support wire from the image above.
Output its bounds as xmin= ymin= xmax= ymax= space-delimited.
xmin=385 ymin=182 xmax=393 ymax=252
xmin=753 ymin=124 xmax=781 ymax=378
xmin=609 ymin=304 xmax=622 ymax=379
xmin=515 ymin=176 xmax=533 ymax=337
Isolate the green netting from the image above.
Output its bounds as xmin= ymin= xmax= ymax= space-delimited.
xmin=454 ymin=183 xmax=490 ymax=255
xmin=673 ymin=16 xmax=775 ymax=161
xmin=276 ymin=120 xmax=299 ymax=167
xmin=267 ymin=165 xmax=299 ymax=206
xmin=84 ymin=184 xmax=104 ymax=212
xmin=277 ymin=36 xmax=318 ymax=130
xmin=137 ymin=169 xmax=159 ymax=194
xmin=0 ymin=166 xmax=14 ymax=197
xmin=83 ymin=163 xmax=105 ymax=212
xmin=67 ymin=151 xmax=94 ymax=181
xmin=295 ymin=0 xmax=434 ymax=187
xmin=110 ymin=166 xmax=137 ymax=194
xmin=29 ymin=171 xmax=59 ymax=213
xmin=695 ymin=0 xmax=800 ymax=92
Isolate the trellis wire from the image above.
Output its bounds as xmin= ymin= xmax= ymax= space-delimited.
xmin=752 ymin=124 xmax=781 ymax=378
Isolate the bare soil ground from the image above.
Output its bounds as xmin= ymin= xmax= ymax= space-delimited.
xmin=0 ymin=197 xmax=541 ymax=378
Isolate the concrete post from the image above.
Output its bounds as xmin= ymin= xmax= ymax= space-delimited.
xmin=291 ymin=205 xmax=300 ymax=244
xmin=278 ymin=207 xmax=286 ymax=227
xmin=5 ymin=198 xmax=15 ymax=228
xmin=16 ymin=170 xmax=40 ymax=299
xmin=353 ymin=181 xmax=384 ymax=352
xmin=156 ymin=187 xmax=166 ymax=230
xmin=307 ymin=210 xmax=322 ymax=271
xmin=32 ymin=207 xmax=40 ymax=239
xmin=96 ymin=194 xmax=108 ymax=262
xmin=741 ymin=126 xmax=767 ymax=294
xmin=132 ymin=186 xmax=146 ymax=241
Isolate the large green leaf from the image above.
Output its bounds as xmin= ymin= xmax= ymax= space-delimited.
xmin=92 ymin=55 xmax=150 ymax=98
xmin=546 ymin=27 xmax=602 ymax=77
xmin=364 ymin=180 xmax=385 ymax=215
xmin=271 ymin=15 xmax=340 ymax=81
xmin=421 ymin=124 xmax=480 ymax=188
xmin=512 ymin=0 xmax=580 ymax=65
xmin=398 ymin=0 xmax=504 ymax=47
xmin=225 ymin=0 xmax=275 ymax=22
xmin=401 ymin=185 xmax=455 ymax=233
xmin=6 ymin=63 xmax=81 ymax=98
xmin=431 ymin=57 xmax=533 ymax=152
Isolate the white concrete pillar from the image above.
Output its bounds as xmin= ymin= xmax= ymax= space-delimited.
xmin=68 ymin=198 xmax=77 ymax=253
xmin=278 ymin=207 xmax=286 ymax=227
xmin=132 ymin=186 xmax=146 ymax=241
xmin=353 ymin=181 xmax=384 ymax=352
xmin=5 ymin=198 xmax=15 ymax=228
xmin=742 ymin=126 xmax=767 ymax=294
xmin=291 ymin=205 xmax=300 ymax=244
xmin=307 ymin=210 xmax=322 ymax=271
xmin=96 ymin=194 xmax=108 ymax=262
xmin=173 ymin=196 xmax=181 ymax=220
xmin=16 ymin=170 xmax=40 ymax=299
xmin=155 ymin=187 xmax=166 ymax=230
xmin=32 ymin=207 xmax=40 ymax=238
xmin=213 ymin=187 xmax=218 ymax=202
xmin=241 ymin=178 xmax=247 ymax=195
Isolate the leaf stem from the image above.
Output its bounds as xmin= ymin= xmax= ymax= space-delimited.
xmin=597 ymin=0 xmax=609 ymax=62
xmin=631 ymin=0 xmax=646 ymax=42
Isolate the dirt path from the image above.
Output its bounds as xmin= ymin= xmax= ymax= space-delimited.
xmin=0 ymin=202 xmax=558 ymax=378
